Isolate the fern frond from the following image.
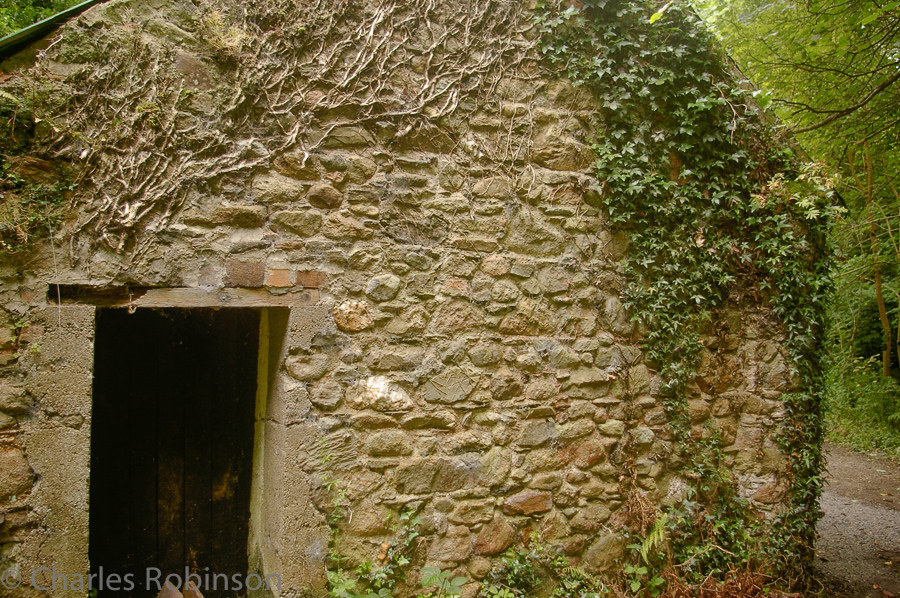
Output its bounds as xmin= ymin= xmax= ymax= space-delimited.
xmin=640 ymin=513 xmax=669 ymax=564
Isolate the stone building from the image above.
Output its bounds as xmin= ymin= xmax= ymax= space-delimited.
xmin=0 ymin=0 xmax=807 ymax=596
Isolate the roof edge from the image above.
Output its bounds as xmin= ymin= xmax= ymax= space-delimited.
xmin=0 ymin=0 xmax=107 ymax=62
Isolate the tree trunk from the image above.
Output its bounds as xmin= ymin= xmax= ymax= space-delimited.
xmin=863 ymin=143 xmax=892 ymax=376
xmin=895 ymin=185 xmax=900 ymax=373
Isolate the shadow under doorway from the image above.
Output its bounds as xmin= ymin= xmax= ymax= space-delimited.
xmin=90 ymin=308 xmax=260 ymax=597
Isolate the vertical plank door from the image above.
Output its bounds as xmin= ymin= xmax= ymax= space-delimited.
xmin=91 ymin=308 xmax=259 ymax=598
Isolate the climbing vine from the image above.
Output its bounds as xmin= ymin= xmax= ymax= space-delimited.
xmin=536 ymin=0 xmax=839 ymax=590
xmin=0 ymin=168 xmax=71 ymax=253
xmin=0 ymin=75 xmax=74 ymax=253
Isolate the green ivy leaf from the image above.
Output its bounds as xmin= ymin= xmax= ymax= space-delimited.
xmin=649 ymin=1 xmax=672 ymax=24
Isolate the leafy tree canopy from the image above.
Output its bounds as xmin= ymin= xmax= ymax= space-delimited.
xmin=0 ymin=0 xmax=81 ymax=38
xmin=696 ymin=0 xmax=899 ymax=200
xmin=697 ymin=0 xmax=899 ymax=139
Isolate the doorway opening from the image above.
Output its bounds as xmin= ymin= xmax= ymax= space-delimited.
xmin=90 ymin=308 xmax=260 ymax=597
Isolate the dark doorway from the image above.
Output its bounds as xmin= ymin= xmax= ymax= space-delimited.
xmin=90 ymin=308 xmax=260 ymax=597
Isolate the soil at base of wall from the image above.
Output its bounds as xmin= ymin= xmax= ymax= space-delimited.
xmin=814 ymin=443 xmax=900 ymax=598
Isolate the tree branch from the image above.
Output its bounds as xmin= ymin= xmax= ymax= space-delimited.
xmin=793 ymin=68 xmax=900 ymax=133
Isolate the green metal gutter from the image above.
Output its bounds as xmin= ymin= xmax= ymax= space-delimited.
xmin=0 ymin=0 xmax=107 ymax=62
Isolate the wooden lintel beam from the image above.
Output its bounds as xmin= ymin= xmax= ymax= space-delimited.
xmin=49 ymin=285 xmax=319 ymax=308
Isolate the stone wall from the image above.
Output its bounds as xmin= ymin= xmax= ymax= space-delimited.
xmin=0 ymin=0 xmax=800 ymax=595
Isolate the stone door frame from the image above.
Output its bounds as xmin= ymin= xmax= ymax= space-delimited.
xmin=23 ymin=290 xmax=331 ymax=597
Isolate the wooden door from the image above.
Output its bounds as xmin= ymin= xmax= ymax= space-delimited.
xmin=90 ymin=308 xmax=260 ymax=597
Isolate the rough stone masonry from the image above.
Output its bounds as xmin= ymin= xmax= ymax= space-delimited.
xmin=0 ymin=0 xmax=800 ymax=596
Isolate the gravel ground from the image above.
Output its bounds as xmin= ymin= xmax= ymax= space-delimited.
xmin=816 ymin=443 xmax=900 ymax=598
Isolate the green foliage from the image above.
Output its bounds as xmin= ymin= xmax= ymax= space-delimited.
xmin=696 ymin=0 xmax=900 ymax=458
xmin=696 ymin=0 xmax=900 ymax=152
xmin=823 ymin=225 xmax=900 ymax=451
xmin=536 ymin=0 xmax=835 ymax=589
xmin=665 ymin=435 xmax=766 ymax=580
xmin=548 ymin=567 xmax=607 ymax=598
xmin=419 ymin=567 xmax=467 ymax=598
xmin=635 ymin=514 xmax=667 ymax=566
xmin=622 ymin=564 xmax=664 ymax=596
xmin=0 ymin=0 xmax=81 ymax=37
xmin=325 ymin=510 xmax=428 ymax=598
xmin=0 ymin=73 xmax=77 ymax=253
xmin=479 ymin=543 xmax=542 ymax=597
xmin=318 ymin=446 xmax=350 ymax=570
xmin=479 ymin=536 xmax=608 ymax=598
xmin=825 ymin=358 xmax=900 ymax=456
xmin=0 ymin=163 xmax=70 ymax=252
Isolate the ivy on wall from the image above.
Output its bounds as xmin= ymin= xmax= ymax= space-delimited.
xmin=536 ymin=0 xmax=839 ymax=588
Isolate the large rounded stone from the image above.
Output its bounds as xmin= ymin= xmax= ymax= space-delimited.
xmin=252 ymin=173 xmax=304 ymax=202
xmin=525 ymin=377 xmax=558 ymax=401
xmin=351 ymin=412 xmax=398 ymax=429
xmin=0 ymin=381 xmax=30 ymax=414
xmin=490 ymin=367 xmax=524 ymax=401
xmin=559 ymin=419 xmax=595 ymax=441
xmin=285 ymin=354 xmax=330 ymax=381
xmin=322 ymin=126 xmax=375 ymax=148
xmin=474 ymin=515 xmax=516 ymax=556
xmin=449 ymin=500 xmax=493 ymax=525
xmin=491 ymin=280 xmax=520 ymax=303
xmin=347 ymin=500 xmax=391 ymax=536
xmin=306 ymin=183 xmax=343 ymax=209
xmin=468 ymin=342 xmax=502 ymax=366
xmin=349 ymin=376 xmax=414 ymax=412
xmin=271 ymin=210 xmax=323 ymax=236
xmin=401 ymin=410 xmax=456 ymax=429
xmin=517 ymin=420 xmax=557 ymax=448
xmin=472 ymin=176 xmax=512 ymax=199
xmin=530 ymin=472 xmax=564 ymax=490
xmin=502 ymin=490 xmax=552 ymax=516
xmin=582 ymin=533 xmax=626 ymax=572
xmin=549 ymin=344 xmax=581 ymax=369
xmin=569 ymin=503 xmax=611 ymax=533
xmin=435 ymin=457 xmax=476 ymax=491
xmin=333 ymin=300 xmax=373 ymax=332
xmin=370 ymin=346 xmax=424 ymax=370
xmin=468 ymin=557 xmax=493 ymax=580
xmin=366 ymin=430 xmax=412 ymax=456
xmin=421 ymin=367 xmax=477 ymax=405
xmin=476 ymin=446 xmax=512 ymax=488
xmin=429 ymin=527 xmax=473 ymax=562
xmin=322 ymin=212 xmax=373 ymax=240
xmin=631 ymin=425 xmax=655 ymax=447
xmin=346 ymin=155 xmax=377 ymax=184
xmin=688 ymin=399 xmax=712 ymax=422
xmin=572 ymin=436 xmax=608 ymax=470
xmin=628 ymin=364 xmax=652 ymax=395
xmin=598 ymin=419 xmax=626 ymax=437
xmin=0 ymin=446 xmax=34 ymax=499
xmin=365 ymin=274 xmax=401 ymax=302
xmin=310 ymin=378 xmax=344 ymax=411
xmin=395 ymin=459 xmax=441 ymax=494
xmin=480 ymin=255 xmax=510 ymax=277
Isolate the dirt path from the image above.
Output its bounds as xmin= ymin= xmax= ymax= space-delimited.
xmin=816 ymin=443 xmax=900 ymax=597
